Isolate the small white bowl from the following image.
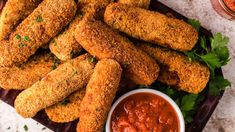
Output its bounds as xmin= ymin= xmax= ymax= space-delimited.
xmin=106 ymin=89 xmax=185 ymax=132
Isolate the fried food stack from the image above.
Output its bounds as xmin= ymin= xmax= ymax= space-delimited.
xmin=0 ymin=0 xmax=210 ymax=131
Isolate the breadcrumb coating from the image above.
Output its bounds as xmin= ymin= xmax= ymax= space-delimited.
xmin=14 ymin=53 xmax=95 ymax=118
xmin=104 ymin=3 xmax=198 ymax=51
xmin=138 ymin=43 xmax=210 ymax=94
xmin=77 ymin=59 xmax=122 ymax=132
xmin=0 ymin=0 xmax=77 ymax=66
xmin=0 ymin=0 xmax=42 ymax=40
xmin=0 ymin=51 xmax=54 ymax=89
xmin=117 ymin=0 xmax=150 ymax=9
xmin=75 ymin=19 xmax=159 ymax=85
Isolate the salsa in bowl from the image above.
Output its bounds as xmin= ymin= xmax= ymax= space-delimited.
xmin=106 ymin=89 xmax=184 ymax=132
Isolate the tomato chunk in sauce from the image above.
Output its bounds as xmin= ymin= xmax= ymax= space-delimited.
xmin=111 ymin=92 xmax=179 ymax=132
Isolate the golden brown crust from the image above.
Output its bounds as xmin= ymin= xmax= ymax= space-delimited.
xmin=138 ymin=43 xmax=210 ymax=94
xmin=14 ymin=53 xmax=95 ymax=118
xmin=77 ymin=59 xmax=122 ymax=132
xmin=49 ymin=0 xmax=112 ymax=61
xmin=45 ymin=88 xmax=86 ymax=123
xmin=75 ymin=20 xmax=159 ymax=85
xmin=0 ymin=51 xmax=54 ymax=90
xmin=117 ymin=0 xmax=150 ymax=9
xmin=104 ymin=3 xmax=198 ymax=51
xmin=0 ymin=0 xmax=42 ymax=40
xmin=0 ymin=0 xmax=77 ymax=67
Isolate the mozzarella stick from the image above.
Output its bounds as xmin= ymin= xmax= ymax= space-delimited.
xmin=0 ymin=0 xmax=42 ymax=40
xmin=14 ymin=54 xmax=95 ymax=118
xmin=49 ymin=0 xmax=112 ymax=61
xmin=77 ymin=59 xmax=122 ymax=132
xmin=117 ymin=0 xmax=150 ymax=9
xmin=45 ymin=88 xmax=86 ymax=123
xmin=138 ymin=43 xmax=210 ymax=94
xmin=0 ymin=0 xmax=77 ymax=67
xmin=0 ymin=51 xmax=56 ymax=90
xmin=75 ymin=20 xmax=159 ymax=85
xmin=104 ymin=3 xmax=198 ymax=51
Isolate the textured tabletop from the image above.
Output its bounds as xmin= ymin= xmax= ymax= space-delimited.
xmin=0 ymin=0 xmax=235 ymax=132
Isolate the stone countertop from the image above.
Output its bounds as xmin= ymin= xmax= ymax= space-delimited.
xmin=0 ymin=0 xmax=235 ymax=132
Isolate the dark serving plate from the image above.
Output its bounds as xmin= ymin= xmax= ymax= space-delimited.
xmin=0 ymin=0 xmax=224 ymax=132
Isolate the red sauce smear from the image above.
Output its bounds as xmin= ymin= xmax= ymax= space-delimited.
xmin=224 ymin=0 xmax=235 ymax=12
xmin=111 ymin=92 xmax=179 ymax=132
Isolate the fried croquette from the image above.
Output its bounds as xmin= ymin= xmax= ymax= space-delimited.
xmin=77 ymin=59 xmax=122 ymax=132
xmin=138 ymin=43 xmax=210 ymax=94
xmin=49 ymin=13 xmax=83 ymax=61
xmin=14 ymin=54 xmax=95 ymax=118
xmin=0 ymin=51 xmax=55 ymax=90
xmin=49 ymin=0 xmax=112 ymax=61
xmin=45 ymin=88 xmax=86 ymax=123
xmin=104 ymin=3 xmax=199 ymax=51
xmin=0 ymin=0 xmax=77 ymax=67
xmin=75 ymin=19 xmax=159 ymax=85
xmin=0 ymin=0 xmax=42 ymax=40
xmin=117 ymin=0 xmax=150 ymax=9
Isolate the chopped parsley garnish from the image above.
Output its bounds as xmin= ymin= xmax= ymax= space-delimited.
xmin=51 ymin=56 xmax=60 ymax=70
xmin=18 ymin=42 xmax=26 ymax=48
xmin=89 ymin=56 xmax=96 ymax=63
xmin=23 ymin=36 xmax=30 ymax=41
xmin=60 ymin=98 xmax=70 ymax=105
xmin=36 ymin=15 xmax=43 ymax=22
xmin=15 ymin=34 xmax=21 ymax=39
xmin=51 ymin=39 xmax=57 ymax=46
xmin=23 ymin=125 xmax=28 ymax=131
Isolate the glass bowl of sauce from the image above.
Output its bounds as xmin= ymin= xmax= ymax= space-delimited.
xmin=211 ymin=0 xmax=235 ymax=20
xmin=106 ymin=89 xmax=184 ymax=132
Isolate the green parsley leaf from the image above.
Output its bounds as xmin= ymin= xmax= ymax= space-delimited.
xmin=23 ymin=36 xmax=30 ymax=41
xmin=89 ymin=56 xmax=96 ymax=63
xmin=187 ymin=19 xmax=200 ymax=32
xmin=209 ymin=76 xmax=231 ymax=96
xmin=199 ymin=53 xmax=221 ymax=76
xmin=51 ymin=56 xmax=60 ymax=70
xmin=180 ymin=94 xmax=198 ymax=112
xmin=15 ymin=34 xmax=21 ymax=39
xmin=60 ymin=98 xmax=70 ymax=105
xmin=199 ymin=36 xmax=208 ymax=53
xmin=23 ymin=125 xmax=28 ymax=131
xmin=18 ymin=42 xmax=26 ymax=48
xmin=36 ymin=15 xmax=43 ymax=22
xmin=184 ymin=51 xmax=197 ymax=62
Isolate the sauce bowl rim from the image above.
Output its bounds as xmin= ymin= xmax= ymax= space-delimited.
xmin=106 ymin=88 xmax=185 ymax=132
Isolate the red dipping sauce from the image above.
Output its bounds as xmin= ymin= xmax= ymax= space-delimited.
xmin=211 ymin=0 xmax=235 ymax=20
xmin=224 ymin=0 xmax=235 ymax=11
xmin=111 ymin=93 xmax=179 ymax=132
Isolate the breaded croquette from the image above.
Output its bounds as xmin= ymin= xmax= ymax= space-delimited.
xmin=75 ymin=20 xmax=159 ymax=85
xmin=77 ymin=59 xmax=122 ymax=132
xmin=49 ymin=13 xmax=83 ymax=61
xmin=0 ymin=51 xmax=55 ymax=90
xmin=104 ymin=3 xmax=198 ymax=51
xmin=117 ymin=0 xmax=150 ymax=9
xmin=0 ymin=0 xmax=42 ymax=40
xmin=14 ymin=54 xmax=95 ymax=118
xmin=0 ymin=0 xmax=77 ymax=67
xmin=49 ymin=0 xmax=112 ymax=61
xmin=138 ymin=43 xmax=210 ymax=94
xmin=45 ymin=88 xmax=86 ymax=123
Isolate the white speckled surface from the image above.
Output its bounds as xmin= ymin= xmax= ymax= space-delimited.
xmin=0 ymin=0 xmax=235 ymax=132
